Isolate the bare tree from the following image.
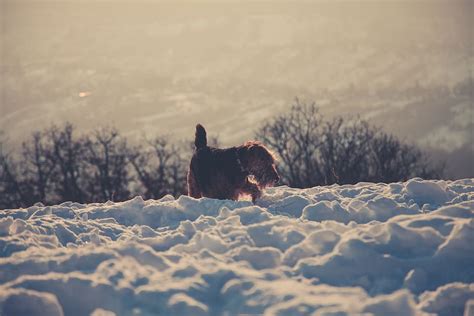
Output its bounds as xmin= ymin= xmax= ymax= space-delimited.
xmin=47 ymin=123 xmax=87 ymax=203
xmin=370 ymin=133 xmax=443 ymax=182
xmin=0 ymin=130 xmax=56 ymax=207
xmin=18 ymin=131 xmax=57 ymax=204
xmin=256 ymin=100 xmax=444 ymax=187
xmin=84 ymin=127 xmax=131 ymax=202
xmin=257 ymin=99 xmax=324 ymax=187
xmin=128 ymin=137 xmax=187 ymax=199
xmin=0 ymin=147 xmax=25 ymax=209
xmin=319 ymin=116 xmax=374 ymax=185
xmin=1 ymin=124 xmax=191 ymax=208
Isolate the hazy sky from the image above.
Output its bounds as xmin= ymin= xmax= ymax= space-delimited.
xmin=1 ymin=0 xmax=472 ymax=176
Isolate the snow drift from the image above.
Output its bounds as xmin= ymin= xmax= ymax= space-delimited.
xmin=0 ymin=178 xmax=473 ymax=315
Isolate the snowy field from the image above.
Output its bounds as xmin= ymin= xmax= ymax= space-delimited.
xmin=0 ymin=178 xmax=473 ymax=316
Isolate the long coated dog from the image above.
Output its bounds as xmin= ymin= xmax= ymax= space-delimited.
xmin=187 ymin=124 xmax=279 ymax=202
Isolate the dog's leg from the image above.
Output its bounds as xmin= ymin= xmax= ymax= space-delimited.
xmin=241 ymin=179 xmax=262 ymax=203
xmin=187 ymin=169 xmax=201 ymax=198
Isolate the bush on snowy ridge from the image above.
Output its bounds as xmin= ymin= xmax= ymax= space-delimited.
xmin=257 ymin=99 xmax=444 ymax=188
xmin=0 ymin=124 xmax=188 ymax=209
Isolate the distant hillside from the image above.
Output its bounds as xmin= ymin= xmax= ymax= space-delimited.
xmin=1 ymin=1 xmax=472 ymax=178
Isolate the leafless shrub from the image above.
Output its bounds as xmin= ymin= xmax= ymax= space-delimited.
xmin=128 ymin=136 xmax=187 ymax=199
xmin=256 ymin=99 xmax=444 ymax=187
xmin=84 ymin=127 xmax=131 ymax=202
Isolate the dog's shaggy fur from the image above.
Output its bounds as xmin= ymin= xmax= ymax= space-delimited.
xmin=187 ymin=124 xmax=279 ymax=202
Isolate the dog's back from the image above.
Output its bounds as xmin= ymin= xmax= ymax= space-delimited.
xmin=188 ymin=124 xmax=247 ymax=199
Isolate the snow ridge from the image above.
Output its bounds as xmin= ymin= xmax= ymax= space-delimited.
xmin=0 ymin=178 xmax=473 ymax=315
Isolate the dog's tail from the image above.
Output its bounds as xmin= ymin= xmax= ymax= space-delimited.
xmin=195 ymin=124 xmax=207 ymax=149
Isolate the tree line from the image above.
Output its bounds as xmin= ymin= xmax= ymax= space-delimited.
xmin=0 ymin=100 xmax=443 ymax=208
xmin=0 ymin=124 xmax=188 ymax=209
xmin=257 ymin=100 xmax=443 ymax=188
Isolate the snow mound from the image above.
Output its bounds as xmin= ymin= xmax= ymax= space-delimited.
xmin=1 ymin=178 xmax=473 ymax=315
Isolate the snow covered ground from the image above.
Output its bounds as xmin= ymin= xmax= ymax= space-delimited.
xmin=0 ymin=178 xmax=473 ymax=316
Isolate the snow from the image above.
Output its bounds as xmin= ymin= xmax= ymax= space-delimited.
xmin=0 ymin=178 xmax=473 ymax=316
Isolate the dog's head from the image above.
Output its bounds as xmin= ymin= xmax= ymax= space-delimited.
xmin=243 ymin=141 xmax=280 ymax=187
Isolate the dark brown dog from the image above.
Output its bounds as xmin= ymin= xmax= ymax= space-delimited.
xmin=187 ymin=124 xmax=279 ymax=202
